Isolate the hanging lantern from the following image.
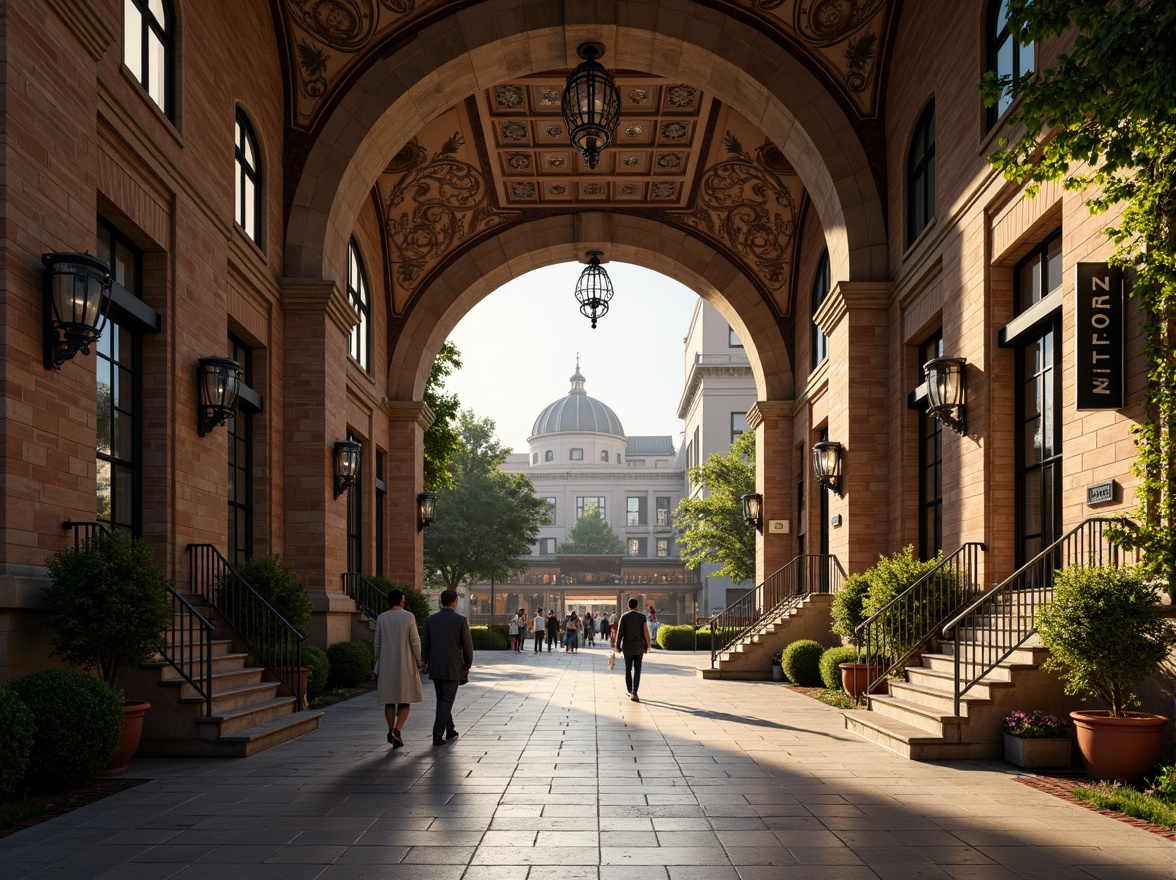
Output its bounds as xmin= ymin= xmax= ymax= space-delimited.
xmin=561 ymin=42 xmax=621 ymax=170
xmin=574 ymin=252 xmax=614 ymax=329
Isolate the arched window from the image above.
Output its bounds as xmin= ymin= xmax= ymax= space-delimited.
xmin=533 ymin=452 xmax=538 ymax=464
xmin=347 ymin=238 xmax=370 ymax=372
xmin=124 ymin=0 xmax=174 ymax=119
xmin=234 ymin=109 xmax=262 ymax=245
xmin=810 ymin=249 xmax=830 ymax=370
xmin=907 ymin=101 xmax=936 ymax=245
xmin=987 ymin=0 xmax=1034 ymax=129
xmin=544 ymin=450 xmax=554 ymax=462
xmin=600 ymin=450 xmax=609 ymax=462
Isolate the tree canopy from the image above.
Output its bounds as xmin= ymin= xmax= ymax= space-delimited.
xmin=422 ymin=341 xmax=463 ymax=492
xmin=980 ymin=1 xmax=1176 ymax=593
xmin=423 ymin=411 xmax=549 ymax=589
xmin=558 ymin=504 xmax=625 ymax=555
xmin=672 ymin=430 xmax=756 ymax=584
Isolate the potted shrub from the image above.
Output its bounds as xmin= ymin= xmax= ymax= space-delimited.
xmin=1036 ymin=564 xmax=1176 ymax=782
xmin=1002 ymin=709 xmax=1072 ymax=769
xmin=43 ymin=530 xmax=172 ymax=773
xmin=830 ymin=572 xmax=880 ymax=698
xmin=770 ymin=651 xmax=785 ymax=682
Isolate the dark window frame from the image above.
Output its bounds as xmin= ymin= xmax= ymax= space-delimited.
xmin=811 ymin=249 xmax=831 ymax=369
xmin=234 ymin=109 xmax=262 ymax=246
xmin=227 ymin=334 xmax=254 ymax=566
xmin=347 ymin=238 xmax=371 ymax=372
xmin=570 ymin=448 xmax=584 ymax=461
xmin=918 ymin=331 xmax=944 ymax=561
xmin=124 ymin=0 xmax=174 ymax=120
xmin=907 ymin=101 xmax=936 ymax=245
xmin=987 ymin=0 xmax=1035 ymax=130
xmin=346 ymin=433 xmax=363 ymax=573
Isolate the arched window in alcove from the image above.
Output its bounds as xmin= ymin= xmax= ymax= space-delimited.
xmin=234 ymin=109 xmax=262 ymax=245
xmin=347 ymin=238 xmax=370 ymax=372
xmin=545 ymin=450 xmax=554 ymax=462
xmin=810 ymin=249 xmax=830 ymax=370
xmin=907 ymin=101 xmax=936 ymax=246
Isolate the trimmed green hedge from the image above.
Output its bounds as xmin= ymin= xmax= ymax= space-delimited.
xmin=11 ymin=669 xmax=122 ymax=790
xmin=819 ymin=645 xmax=861 ymax=690
xmin=0 ymin=684 xmax=35 ymax=799
xmin=302 ymin=646 xmax=330 ymax=700
xmin=470 ymin=626 xmax=509 ymax=650
xmin=327 ymin=640 xmax=371 ymax=688
xmin=781 ymin=639 xmax=825 ymax=686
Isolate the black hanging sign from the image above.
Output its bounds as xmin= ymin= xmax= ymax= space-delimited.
xmin=1074 ymin=263 xmax=1124 ymax=410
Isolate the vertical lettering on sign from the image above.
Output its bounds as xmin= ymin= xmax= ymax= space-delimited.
xmin=1074 ymin=263 xmax=1124 ymax=410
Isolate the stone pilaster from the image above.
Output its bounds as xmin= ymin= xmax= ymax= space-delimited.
xmin=383 ymin=400 xmax=435 ymax=590
xmin=747 ymin=400 xmax=794 ymax=586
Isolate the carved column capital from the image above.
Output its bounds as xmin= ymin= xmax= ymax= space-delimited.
xmin=814 ymin=281 xmax=893 ymax=335
xmin=281 ymin=278 xmax=358 ymax=336
xmin=747 ymin=400 xmax=794 ymax=430
xmin=383 ymin=399 xmax=436 ymax=431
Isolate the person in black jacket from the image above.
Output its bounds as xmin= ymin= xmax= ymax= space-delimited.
xmin=421 ymin=589 xmax=473 ymax=746
xmin=612 ymin=597 xmax=651 ymax=701
xmin=545 ymin=610 xmax=560 ymax=652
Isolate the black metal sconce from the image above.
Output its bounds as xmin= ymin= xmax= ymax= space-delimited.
xmin=333 ymin=439 xmax=362 ymax=499
xmin=417 ymin=491 xmax=437 ymax=531
xmin=741 ymin=493 xmax=764 ymax=532
xmin=574 ymin=251 xmax=614 ymax=329
xmin=561 ymin=42 xmax=621 ymax=169
xmin=812 ymin=440 xmax=843 ymax=496
xmin=924 ymin=357 xmax=967 ymax=434
xmin=43 ymin=252 xmax=112 ymax=369
xmin=196 ymin=357 xmax=243 ymax=437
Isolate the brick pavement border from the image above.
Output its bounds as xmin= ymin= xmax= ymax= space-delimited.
xmin=0 ymin=778 xmax=150 ymax=841
xmin=1015 ymin=773 xmax=1176 ymax=841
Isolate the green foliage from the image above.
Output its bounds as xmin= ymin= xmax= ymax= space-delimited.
xmin=301 ymin=646 xmax=330 ymax=701
xmin=11 ymin=669 xmax=122 ymax=791
xmin=1153 ymin=765 xmax=1176 ymax=802
xmin=858 ymin=547 xmax=954 ymax=663
xmin=423 ymin=341 xmax=463 ymax=492
xmin=425 ymin=411 xmax=550 ymax=589
xmin=1037 ymin=565 xmax=1176 ymax=717
xmin=655 ymin=625 xmax=706 ymax=650
xmin=558 ymin=504 xmax=624 ymax=554
xmin=819 ymin=645 xmax=861 ymax=690
xmin=470 ymin=626 xmax=509 ymax=650
xmin=224 ymin=554 xmax=313 ymax=664
xmin=781 ymin=640 xmax=825 ymax=687
xmin=369 ymin=577 xmax=431 ymax=633
xmin=0 ymin=685 xmax=35 ymax=799
xmin=326 ymin=640 xmax=372 ymax=689
xmin=980 ymin=2 xmax=1176 ymax=595
xmin=673 ymin=430 xmax=756 ymax=583
xmin=830 ymin=573 xmax=871 ymax=646
xmin=43 ymin=530 xmax=172 ymax=691
xmin=1073 ymin=783 xmax=1176 ymax=831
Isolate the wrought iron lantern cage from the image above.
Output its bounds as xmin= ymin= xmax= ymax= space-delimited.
xmin=924 ymin=356 xmax=967 ymax=434
xmin=196 ymin=356 xmax=243 ymax=437
xmin=561 ymin=42 xmax=620 ymax=170
xmin=334 ymin=439 xmax=362 ymax=499
xmin=417 ymin=491 xmax=437 ymax=531
xmin=574 ymin=252 xmax=614 ymax=328
xmin=812 ymin=440 xmax=844 ymax=496
xmin=43 ymin=252 xmax=112 ymax=369
xmin=741 ymin=492 xmax=764 ymax=532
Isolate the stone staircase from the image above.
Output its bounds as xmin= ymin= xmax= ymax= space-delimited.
xmin=700 ymin=593 xmax=838 ymax=680
xmin=123 ymin=601 xmax=323 ymax=758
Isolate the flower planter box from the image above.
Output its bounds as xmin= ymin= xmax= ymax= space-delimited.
xmin=1003 ymin=733 xmax=1072 ymax=769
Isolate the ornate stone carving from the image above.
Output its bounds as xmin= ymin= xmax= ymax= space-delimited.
xmin=296 ymin=40 xmax=331 ymax=97
xmin=583 ymin=183 xmax=604 ymax=196
xmin=624 ymin=125 xmax=643 ymax=138
xmin=512 ymin=182 xmax=537 ymax=199
xmin=792 ymin=0 xmax=886 ymax=46
xmin=544 ymin=124 xmax=563 ymax=138
xmin=506 ymin=152 xmax=532 ymax=171
xmin=675 ymin=132 xmax=797 ymax=291
xmin=628 ymin=88 xmax=649 ymax=103
xmin=666 ymin=85 xmax=697 ymax=107
xmin=656 ymin=152 xmax=683 ymax=171
xmin=495 ymin=85 xmax=524 ymax=108
xmin=286 ymin=0 xmax=376 ymax=52
xmin=550 ymin=184 xmax=567 ymax=195
xmin=651 ymin=182 xmax=677 ymax=199
xmin=661 ymin=122 xmax=688 ymax=140
xmin=500 ymin=121 xmax=529 ymax=142
xmin=541 ymin=89 xmax=561 ymax=105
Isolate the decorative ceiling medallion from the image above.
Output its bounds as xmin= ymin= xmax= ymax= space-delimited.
xmin=792 ymin=0 xmax=885 ymax=93
xmin=288 ymin=0 xmax=374 ymax=52
xmin=512 ymin=181 xmax=537 ymax=199
xmin=500 ymin=121 xmax=529 ymax=142
xmin=583 ymin=183 xmax=604 ymax=196
xmin=620 ymin=183 xmax=638 ymax=195
xmin=547 ymin=155 xmax=567 ymax=167
xmin=651 ymin=181 xmax=676 ymax=199
xmin=506 ymin=152 xmax=532 ymax=171
xmin=666 ymin=85 xmax=697 ymax=107
xmin=623 ymin=156 xmax=639 ymax=167
xmin=385 ymin=141 xmax=419 ymax=173
xmin=295 ymin=41 xmax=330 ymax=98
xmin=544 ymin=124 xmax=564 ymax=138
xmin=541 ymin=88 xmax=561 ymax=105
xmin=656 ymin=152 xmax=683 ymax=171
xmin=628 ymin=88 xmax=648 ymax=103
xmin=758 ymin=142 xmax=796 ymax=174
xmin=550 ymin=184 xmax=567 ymax=195
xmin=624 ymin=125 xmax=643 ymax=137
xmin=661 ymin=122 xmax=688 ymax=140
xmin=495 ymin=85 xmax=524 ymax=108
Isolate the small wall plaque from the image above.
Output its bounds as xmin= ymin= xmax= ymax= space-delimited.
xmin=767 ymin=519 xmax=789 ymax=534
xmin=830 ymin=513 xmax=843 ymax=528
xmin=1085 ymin=479 xmax=1116 ymax=506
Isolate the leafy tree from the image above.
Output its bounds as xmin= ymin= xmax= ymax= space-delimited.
xmin=558 ymin=504 xmax=625 ymax=554
xmin=424 ymin=411 xmax=549 ymax=589
xmin=672 ymin=430 xmax=756 ymax=584
xmin=423 ymin=341 xmax=463 ymax=492
xmin=980 ymin=1 xmax=1176 ymax=595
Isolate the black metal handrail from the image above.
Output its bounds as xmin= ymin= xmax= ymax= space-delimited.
xmin=63 ymin=522 xmax=215 ymax=715
xmin=342 ymin=572 xmax=385 ymax=620
xmin=942 ymin=518 xmax=1137 ymax=715
xmin=187 ymin=544 xmax=305 ymax=711
xmin=855 ymin=542 xmax=986 ymax=695
xmin=709 ymin=554 xmax=846 ymax=668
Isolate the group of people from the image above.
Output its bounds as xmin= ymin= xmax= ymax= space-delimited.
xmin=508 ymin=607 xmax=620 ymax=653
xmin=372 ymin=593 xmax=654 ymax=746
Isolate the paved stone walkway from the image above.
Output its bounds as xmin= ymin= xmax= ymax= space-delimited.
xmin=2 ymin=650 xmax=1172 ymax=879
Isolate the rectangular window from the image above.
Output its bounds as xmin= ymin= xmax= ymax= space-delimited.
xmin=375 ymin=451 xmax=386 ymax=577
xmin=655 ymin=497 xmax=671 ymax=526
xmin=576 ymin=496 xmax=606 ymax=519
xmin=693 ymin=427 xmax=700 ymax=468
xmin=227 ymin=335 xmax=253 ymax=566
xmin=918 ymin=331 xmax=944 ymax=561
xmin=346 ymin=433 xmax=362 ymax=573
xmin=540 ymin=537 xmax=557 ymax=555
xmin=627 ymin=538 xmax=647 ymax=557
xmin=731 ymin=411 xmax=750 ymax=443
xmin=728 ymin=326 xmax=742 ymax=347
xmin=626 ymin=496 xmax=647 ymax=526
xmin=543 ymin=497 xmax=556 ymax=525
xmin=656 ymin=538 xmax=669 ymax=558
xmin=570 ymin=448 xmax=584 ymax=461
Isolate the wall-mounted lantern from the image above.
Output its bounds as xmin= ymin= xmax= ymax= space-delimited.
xmin=417 ymin=491 xmax=437 ymax=531
xmin=333 ymin=439 xmax=362 ymax=499
xmin=924 ymin=356 xmax=967 ymax=434
xmin=196 ymin=357 xmax=243 ymax=436
xmin=812 ymin=440 xmax=844 ymax=496
xmin=43 ymin=252 xmax=112 ymax=369
xmin=741 ymin=493 xmax=764 ymax=532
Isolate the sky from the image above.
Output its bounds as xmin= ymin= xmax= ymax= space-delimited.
xmin=445 ymin=261 xmax=701 ymax=453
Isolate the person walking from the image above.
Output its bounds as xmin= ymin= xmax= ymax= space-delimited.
xmin=600 ymin=612 xmax=611 ymax=645
xmin=421 ymin=589 xmax=474 ymax=746
xmin=532 ymin=608 xmax=545 ymax=653
xmin=373 ymin=588 xmax=423 ymax=749
xmin=545 ymin=609 xmax=560 ymax=652
xmin=583 ymin=611 xmax=595 ymax=646
xmin=564 ymin=609 xmax=581 ymax=653
xmin=508 ymin=608 xmax=526 ymax=653
xmin=612 ymin=597 xmax=651 ymax=702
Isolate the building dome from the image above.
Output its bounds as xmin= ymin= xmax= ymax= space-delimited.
xmin=530 ymin=364 xmax=625 ymax=439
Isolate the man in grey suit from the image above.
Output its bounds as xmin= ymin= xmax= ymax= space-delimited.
xmin=421 ymin=589 xmax=473 ymax=746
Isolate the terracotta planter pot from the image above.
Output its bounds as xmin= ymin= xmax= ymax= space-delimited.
xmin=1003 ymin=733 xmax=1073 ymax=769
xmin=839 ymin=662 xmax=886 ymax=700
xmin=102 ymin=700 xmax=150 ymax=776
xmin=1070 ymin=709 xmax=1168 ymax=782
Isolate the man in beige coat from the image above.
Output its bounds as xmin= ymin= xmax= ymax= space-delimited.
xmin=374 ymin=588 xmax=423 ymax=748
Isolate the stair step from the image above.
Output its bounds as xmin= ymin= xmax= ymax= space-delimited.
xmin=194 ymin=696 xmax=299 ymax=737
xmin=886 ymin=680 xmax=995 ymax=715
xmin=844 ymin=711 xmax=1000 ymax=761
xmin=212 ymin=710 xmax=325 ymax=757
xmin=160 ymin=666 xmax=265 ymax=698
xmin=904 ymin=665 xmax=1010 ymax=696
xmin=183 ymin=681 xmax=282 ymax=714
xmin=865 ymin=694 xmax=960 ymax=737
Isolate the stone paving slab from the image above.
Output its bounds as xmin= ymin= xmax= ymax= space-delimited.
xmin=1 ymin=649 xmax=1171 ymax=879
